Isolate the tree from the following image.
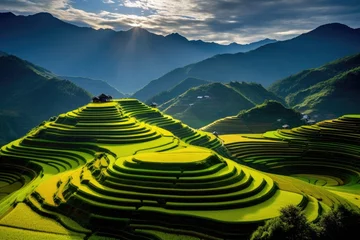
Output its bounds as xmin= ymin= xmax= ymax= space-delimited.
xmin=251 ymin=205 xmax=317 ymax=240
xmin=317 ymin=205 xmax=360 ymax=240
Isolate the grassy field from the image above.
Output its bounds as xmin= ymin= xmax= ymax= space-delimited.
xmin=0 ymin=99 xmax=359 ymax=240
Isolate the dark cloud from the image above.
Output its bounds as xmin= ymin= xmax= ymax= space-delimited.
xmin=195 ymin=0 xmax=360 ymax=33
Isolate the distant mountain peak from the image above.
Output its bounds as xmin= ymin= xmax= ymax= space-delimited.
xmin=126 ymin=26 xmax=150 ymax=34
xmin=31 ymin=12 xmax=55 ymax=19
xmin=318 ymin=22 xmax=350 ymax=28
xmin=248 ymin=38 xmax=277 ymax=45
xmin=0 ymin=12 xmax=15 ymax=18
xmin=0 ymin=11 xmax=291 ymax=94
xmin=309 ymin=22 xmax=353 ymax=35
xmin=228 ymin=38 xmax=277 ymax=47
xmin=260 ymin=38 xmax=277 ymax=42
xmin=166 ymin=32 xmax=188 ymax=41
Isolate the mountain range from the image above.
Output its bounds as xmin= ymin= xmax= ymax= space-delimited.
xmin=133 ymin=23 xmax=360 ymax=101
xmin=0 ymin=12 xmax=276 ymax=93
xmin=0 ymin=53 xmax=91 ymax=145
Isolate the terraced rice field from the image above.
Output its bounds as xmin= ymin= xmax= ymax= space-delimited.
xmin=0 ymin=100 xmax=358 ymax=240
xmin=223 ymin=114 xmax=360 ymax=208
xmin=201 ymin=116 xmax=279 ymax=135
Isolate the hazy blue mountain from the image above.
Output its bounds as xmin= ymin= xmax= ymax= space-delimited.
xmin=60 ymin=76 xmax=125 ymax=98
xmin=133 ymin=23 xmax=360 ymax=101
xmin=0 ymin=53 xmax=91 ymax=145
xmin=0 ymin=12 xmax=276 ymax=93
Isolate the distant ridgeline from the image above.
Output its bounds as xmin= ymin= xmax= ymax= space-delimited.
xmin=133 ymin=23 xmax=360 ymax=101
xmin=0 ymin=12 xmax=276 ymax=93
xmin=0 ymin=98 xmax=358 ymax=239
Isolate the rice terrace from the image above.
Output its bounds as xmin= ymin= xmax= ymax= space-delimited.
xmin=0 ymin=98 xmax=359 ymax=239
xmin=2 ymin=2 xmax=360 ymax=239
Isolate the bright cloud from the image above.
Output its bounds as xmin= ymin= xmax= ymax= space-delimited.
xmin=103 ymin=0 xmax=115 ymax=4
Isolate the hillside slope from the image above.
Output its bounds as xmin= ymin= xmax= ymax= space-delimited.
xmin=289 ymin=66 xmax=360 ymax=118
xmin=202 ymin=100 xmax=303 ymax=134
xmin=2 ymin=99 xmax=353 ymax=239
xmin=145 ymin=77 xmax=210 ymax=105
xmin=268 ymin=53 xmax=360 ymax=119
xmin=228 ymin=81 xmax=286 ymax=105
xmin=162 ymin=82 xmax=282 ymax=128
xmin=133 ymin=23 xmax=360 ymax=101
xmin=269 ymin=53 xmax=360 ymax=98
xmin=0 ymin=12 xmax=276 ymax=93
xmin=0 ymin=54 xmax=91 ymax=145
xmin=60 ymin=76 xmax=125 ymax=98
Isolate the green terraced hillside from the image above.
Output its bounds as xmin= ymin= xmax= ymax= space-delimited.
xmin=0 ymin=99 xmax=358 ymax=240
xmin=223 ymin=115 xmax=360 ymax=207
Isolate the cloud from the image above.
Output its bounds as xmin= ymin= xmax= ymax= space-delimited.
xmin=1 ymin=0 xmax=360 ymax=44
xmin=103 ymin=0 xmax=115 ymax=4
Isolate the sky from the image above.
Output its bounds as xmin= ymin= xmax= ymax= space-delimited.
xmin=1 ymin=0 xmax=360 ymax=44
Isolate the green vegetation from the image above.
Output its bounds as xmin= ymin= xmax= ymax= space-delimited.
xmin=251 ymin=204 xmax=360 ymax=240
xmin=251 ymin=205 xmax=317 ymax=240
xmin=161 ymin=82 xmax=282 ymax=129
xmin=224 ymin=114 xmax=360 ymax=207
xmin=288 ymin=66 xmax=360 ymax=117
xmin=146 ymin=77 xmax=210 ymax=106
xmin=0 ymin=98 xmax=359 ymax=240
xmin=268 ymin=53 xmax=360 ymax=119
xmin=228 ymin=82 xmax=285 ymax=106
xmin=0 ymin=54 xmax=91 ymax=146
xmin=202 ymin=100 xmax=304 ymax=134
xmin=237 ymin=100 xmax=302 ymax=123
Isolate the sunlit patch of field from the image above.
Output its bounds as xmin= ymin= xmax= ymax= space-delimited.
xmin=291 ymin=174 xmax=343 ymax=186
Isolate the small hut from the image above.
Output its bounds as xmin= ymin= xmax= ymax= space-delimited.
xmin=92 ymin=93 xmax=113 ymax=103
xmin=150 ymin=102 xmax=158 ymax=108
xmin=98 ymin=93 xmax=109 ymax=102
